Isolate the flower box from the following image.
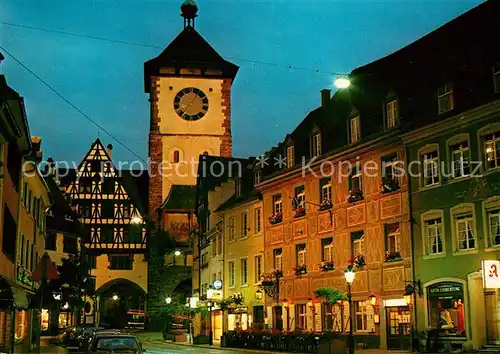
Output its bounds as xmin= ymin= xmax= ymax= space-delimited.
xmin=271 ymin=268 xmax=283 ymax=278
xmin=347 ymin=190 xmax=363 ymax=203
xmin=319 ymin=199 xmax=333 ymax=211
xmin=293 ymin=206 xmax=306 ymax=218
xmin=320 ymin=261 xmax=335 ymax=272
xmin=384 ymin=251 xmax=402 ymax=262
xmin=381 ymin=177 xmax=400 ymax=193
xmin=294 ymin=264 xmax=307 ymax=277
xmin=269 ymin=212 xmax=283 ymax=225
xmin=349 ymin=255 xmax=366 ymax=269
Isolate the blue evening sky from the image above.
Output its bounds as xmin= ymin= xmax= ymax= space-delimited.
xmin=0 ymin=0 xmax=483 ymax=164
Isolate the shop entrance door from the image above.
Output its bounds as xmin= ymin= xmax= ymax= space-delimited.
xmin=485 ymin=291 xmax=500 ymax=344
xmin=386 ymin=306 xmax=411 ymax=350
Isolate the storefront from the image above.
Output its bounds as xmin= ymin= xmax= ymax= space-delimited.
xmin=425 ymin=282 xmax=466 ymax=338
xmin=228 ymin=307 xmax=248 ymax=331
xmin=383 ymin=299 xmax=411 ymax=350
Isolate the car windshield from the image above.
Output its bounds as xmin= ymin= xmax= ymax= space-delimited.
xmin=95 ymin=337 xmax=139 ymax=352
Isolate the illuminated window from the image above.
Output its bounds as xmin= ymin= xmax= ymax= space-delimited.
xmin=350 ymin=116 xmax=361 ymax=143
xmin=450 ymin=141 xmax=470 ymax=178
xmin=386 ymin=99 xmax=398 ymax=129
xmin=240 ymin=258 xmax=248 ymax=285
xmin=311 ymin=133 xmax=321 ymax=158
xmin=422 ymin=150 xmax=440 ymax=186
xmin=274 ymin=248 xmax=282 ymax=270
xmin=286 ymin=146 xmax=294 ymax=168
xmin=484 ymin=131 xmax=500 ymax=170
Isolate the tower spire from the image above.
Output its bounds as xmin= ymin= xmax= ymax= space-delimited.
xmin=181 ymin=0 xmax=198 ymax=29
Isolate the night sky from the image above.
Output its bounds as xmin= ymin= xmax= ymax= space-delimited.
xmin=0 ymin=0 xmax=483 ymax=165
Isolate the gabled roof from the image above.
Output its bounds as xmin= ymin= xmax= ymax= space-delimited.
xmin=161 ymin=184 xmax=197 ymax=212
xmin=144 ymin=27 xmax=238 ymax=92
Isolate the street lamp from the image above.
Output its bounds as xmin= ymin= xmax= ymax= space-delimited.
xmin=130 ymin=216 xmax=142 ymax=224
xmin=334 ymin=75 xmax=351 ymax=89
xmin=174 ymin=250 xmax=181 ymax=256
xmin=368 ymin=293 xmax=376 ymax=307
xmin=112 ymin=295 xmax=119 ymax=301
xmin=166 ymin=297 xmax=172 ymax=304
xmin=207 ymin=301 xmax=213 ymax=346
xmin=344 ymin=267 xmax=356 ymax=354
xmin=255 ymin=289 xmax=263 ymax=301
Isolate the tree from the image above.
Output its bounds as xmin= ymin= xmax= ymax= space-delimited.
xmin=314 ymin=287 xmax=347 ymax=304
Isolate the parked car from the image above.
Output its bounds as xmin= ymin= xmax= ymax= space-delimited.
xmin=88 ymin=333 xmax=145 ymax=354
xmin=63 ymin=325 xmax=97 ymax=352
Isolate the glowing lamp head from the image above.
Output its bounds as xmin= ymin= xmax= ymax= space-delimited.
xmin=334 ymin=77 xmax=350 ymax=89
xmin=369 ymin=293 xmax=376 ymax=306
xmin=174 ymin=250 xmax=181 ymax=256
xmin=62 ymin=303 xmax=69 ymax=310
xmin=255 ymin=289 xmax=263 ymax=300
xmin=344 ymin=268 xmax=355 ymax=285
xmin=166 ymin=297 xmax=172 ymax=304
xmin=112 ymin=295 xmax=119 ymax=301
xmin=130 ymin=216 xmax=142 ymax=224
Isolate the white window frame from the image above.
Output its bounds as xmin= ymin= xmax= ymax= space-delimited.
xmin=321 ymin=182 xmax=332 ymax=203
xmin=273 ymin=195 xmax=282 ymax=214
xmin=450 ymin=141 xmax=470 ymax=178
xmin=422 ymin=150 xmax=440 ymax=186
xmin=488 ymin=210 xmax=500 ymax=246
xmin=254 ymin=208 xmax=262 ymax=233
xmin=287 ymin=146 xmax=294 ymax=168
xmin=241 ymin=212 xmax=249 ymax=237
xmin=323 ymin=239 xmax=333 ymax=262
xmin=353 ymin=237 xmax=365 ymax=256
xmin=350 ymin=116 xmax=361 ymax=143
xmin=437 ymin=84 xmax=454 ymax=114
xmin=311 ymin=133 xmax=321 ymax=158
xmin=228 ymin=216 xmax=235 ymax=241
xmin=297 ymin=244 xmax=307 ymax=265
xmin=421 ymin=210 xmax=445 ymax=257
xmin=383 ymin=157 xmax=400 ymax=185
xmin=355 ymin=301 xmax=370 ymax=332
xmin=352 ymin=164 xmax=363 ymax=193
xmin=296 ymin=188 xmax=306 ymax=209
xmin=254 ymin=170 xmax=261 ymax=185
xmin=387 ymin=224 xmax=401 ymax=253
xmin=254 ymin=255 xmax=262 ymax=283
xmin=240 ymin=258 xmax=248 ymax=285
xmin=484 ymin=197 xmax=500 ymax=248
xmin=451 ymin=204 xmax=477 ymax=253
xmin=228 ymin=261 xmax=235 ymax=288
xmin=274 ymin=249 xmax=283 ymax=270
xmin=296 ymin=304 xmax=307 ymax=329
xmin=386 ymin=99 xmax=398 ymax=129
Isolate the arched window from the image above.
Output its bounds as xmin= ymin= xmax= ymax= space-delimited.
xmin=173 ymin=150 xmax=180 ymax=163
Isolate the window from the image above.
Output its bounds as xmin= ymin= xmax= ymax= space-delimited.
xmin=453 ymin=211 xmax=475 ymax=251
xmin=212 ymin=238 xmax=217 ymax=256
xmin=450 ymin=141 xmax=470 ymax=178
xmin=241 ymin=212 xmax=249 ymax=237
xmin=45 ymin=232 xmax=57 ymax=251
xmin=494 ymin=63 xmax=500 ymax=93
xmin=79 ymin=181 xmax=91 ymax=194
xmin=427 ymin=282 xmax=466 ymax=336
xmin=201 ymin=283 xmax=208 ymax=295
xmin=7 ymin=143 xmax=21 ymax=190
xmin=217 ymin=234 xmax=222 ymax=254
xmin=294 ymin=185 xmax=305 ymax=210
xmin=241 ymin=258 xmax=248 ymax=285
xmin=311 ymin=133 xmax=321 ymax=158
xmin=123 ymin=205 xmax=131 ymax=218
xmin=350 ymin=116 xmax=361 ymax=143
xmin=296 ymin=243 xmax=307 ymax=265
xmin=487 ymin=209 xmax=500 ymax=247
xmin=355 ymin=301 xmax=373 ymax=332
xmin=352 ymin=231 xmax=364 ymax=256
xmin=79 ymin=204 xmax=92 ymax=218
xmin=110 ymin=255 xmax=133 ymax=270
xmin=386 ymin=99 xmax=398 ymax=129
xmin=228 ymin=216 xmax=235 ymax=241
xmin=349 ymin=162 xmax=363 ymax=197
xmin=273 ymin=194 xmax=282 ymax=215
xmin=254 ymin=255 xmax=262 ymax=283
xmin=201 ymin=253 xmax=208 ymax=267
xmin=422 ymin=150 xmax=440 ymax=186
xmin=228 ymin=261 xmax=235 ymax=287
xmin=63 ymin=236 xmax=78 ymax=254
xmin=235 ymin=179 xmax=242 ymax=197
xmin=425 ymin=217 xmax=444 ymax=255
xmin=485 ymin=130 xmax=500 ymax=170
xmin=255 ymin=208 xmax=261 ymax=233
xmin=320 ymin=178 xmax=332 ymax=204
xmin=437 ymin=84 xmax=454 ymax=114
xmin=274 ymin=248 xmax=282 ymax=270
xmin=173 ymin=150 xmax=180 ymax=163
xmin=322 ymin=237 xmax=333 ymax=261
xmin=296 ymin=304 xmax=307 ymax=329
xmin=254 ymin=170 xmax=261 ymax=185
xmin=386 ymin=223 xmax=401 ymax=253
xmin=286 ymin=146 xmax=294 ymax=168
xmin=381 ymin=153 xmax=400 ymax=190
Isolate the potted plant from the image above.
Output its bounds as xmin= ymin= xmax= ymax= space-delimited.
xmin=381 ymin=177 xmax=400 ymax=193
xmin=349 ymin=255 xmax=366 ymax=269
xmin=319 ymin=199 xmax=333 ymax=211
xmin=294 ymin=264 xmax=307 ymax=277
xmin=269 ymin=212 xmax=283 ymax=225
xmin=271 ymin=268 xmax=283 ymax=278
xmin=319 ymin=260 xmax=335 ymax=272
xmin=384 ymin=251 xmax=402 ymax=262
xmin=294 ymin=206 xmax=306 ymax=218
xmin=347 ymin=189 xmax=363 ymax=203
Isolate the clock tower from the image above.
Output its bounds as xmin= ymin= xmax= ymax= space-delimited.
xmin=145 ymin=0 xmax=238 ymax=219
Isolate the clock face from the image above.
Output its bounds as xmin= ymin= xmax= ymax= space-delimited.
xmin=173 ymin=87 xmax=209 ymax=121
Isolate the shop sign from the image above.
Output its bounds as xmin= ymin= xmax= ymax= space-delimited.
xmin=16 ymin=265 xmax=34 ymax=287
xmin=212 ymin=280 xmax=222 ymax=290
xmin=228 ymin=307 xmax=248 ymax=314
xmin=207 ymin=288 xmax=223 ymax=300
xmin=482 ymin=260 xmax=500 ymax=288
xmin=428 ymin=282 xmax=463 ymax=298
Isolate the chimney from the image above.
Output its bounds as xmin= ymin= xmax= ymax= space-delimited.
xmin=321 ymin=89 xmax=331 ymax=108
xmin=107 ymin=144 xmax=113 ymax=159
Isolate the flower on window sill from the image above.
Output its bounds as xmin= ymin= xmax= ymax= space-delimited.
xmin=293 ymin=206 xmax=306 ymax=218
xmin=347 ymin=189 xmax=363 ymax=203
xmin=384 ymin=251 xmax=402 ymax=262
xmin=294 ymin=263 xmax=307 ymax=277
xmin=381 ymin=177 xmax=400 ymax=193
xmin=319 ymin=260 xmax=335 ymax=272
xmin=319 ymin=199 xmax=333 ymax=211
xmin=271 ymin=268 xmax=283 ymax=278
xmin=349 ymin=255 xmax=366 ymax=269
xmin=269 ymin=212 xmax=283 ymax=225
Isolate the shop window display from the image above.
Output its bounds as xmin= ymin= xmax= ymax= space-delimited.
xmin=427 ymin=282 xmax=465 ymax=336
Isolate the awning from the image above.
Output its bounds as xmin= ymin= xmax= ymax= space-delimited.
xmin=12 ymin=286 xmax=29 ymax=309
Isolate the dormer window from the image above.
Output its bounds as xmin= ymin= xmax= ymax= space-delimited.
xmin=494 ymin=63 xmax=500 ymax=93
xmin=386 ymin=99 xmax=398 ymax=129
xmin=235 ymin=179 xmax=242 ymax=197
xmin=286 ymin=146 xmax=294 ymax=168
xmin=311 ymin=133 xmax=321 ymax=158
xmin=254 ymin=170 xmax=261 ymax=185
xmin=350 ymin=116 xmax=361 ymax=143
xmin=437 ymin=83 xmax=454 ymax=114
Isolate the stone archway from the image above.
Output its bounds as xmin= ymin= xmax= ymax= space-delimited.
xmin=96 ymin=279 xmax=146 ymax=329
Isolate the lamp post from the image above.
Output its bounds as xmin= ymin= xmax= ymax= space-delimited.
xmin=307 ymin=298 xmax=315 ymax=332
xmin=165 ymin=297 xmax=172 ymax=305
xmin=344 ymin=267 xmax=356 ymax=354
xmin=282 ymin=299 xmax=289 ymax=331
xmin=207 ymin=301 xmax=213 ymax=346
